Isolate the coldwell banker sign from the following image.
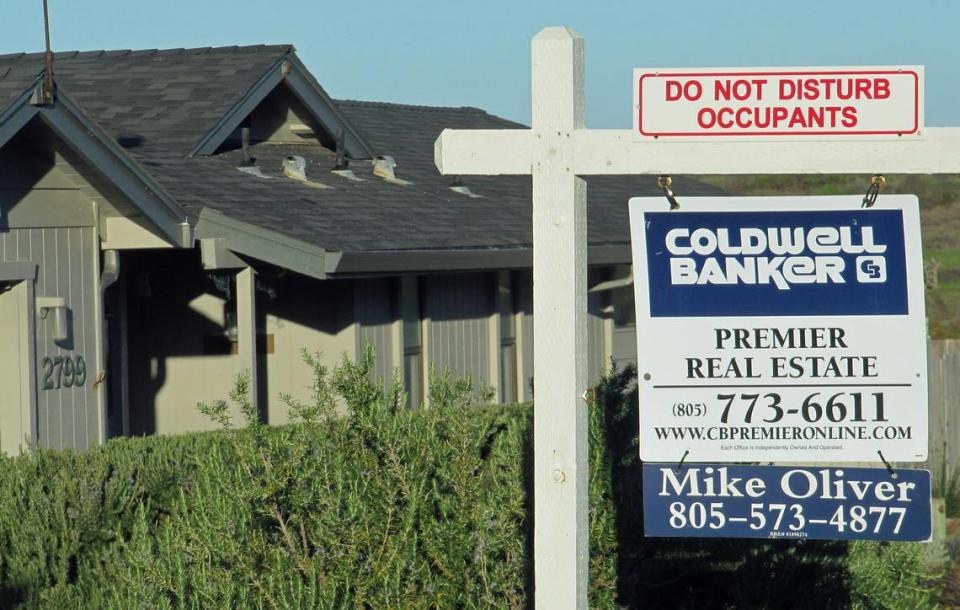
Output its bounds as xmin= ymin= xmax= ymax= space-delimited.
xmin=629 ymin=196 xmax=927 ymax=463
xmin=634 ymin=67 xmax=922 ymax=138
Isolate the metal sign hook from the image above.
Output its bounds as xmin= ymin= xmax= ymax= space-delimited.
xmin=658 ymin=175 xmax=680 ymax=210
xmin=861 ymin=175 xmax=886 ymax=208
xmin=675 ymin=448 xmax=690 ymax=473
xmin=877 ymin=450 xmax=898 ymax=479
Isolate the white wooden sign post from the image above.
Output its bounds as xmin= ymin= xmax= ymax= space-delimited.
xmin=435 ymin=26 xmax=960 ymax=609
xmin=438 ymin=27 xmax=590 ymax=608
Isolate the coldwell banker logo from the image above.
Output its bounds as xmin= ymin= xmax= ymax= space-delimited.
xmin=644 ymin=210 xmax=908 ymax=317
xmin=665 ymin=225 xmax=888 ymax=290
xmin=857 ymin=256 xmax=886 ymax=283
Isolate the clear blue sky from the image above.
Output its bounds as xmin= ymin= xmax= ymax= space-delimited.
xmin=2 ymin=0 xmax=958 ymax=128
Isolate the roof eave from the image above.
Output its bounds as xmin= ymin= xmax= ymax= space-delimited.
xmin=0 ymin=77 xmax=43 ymax=150
xmin=326 ymin=244 xmax=631 ymax=275
xmin=38 ymin=91 xmax=192 ymax=247
xmin=195 ymin=208 xmax=330 ymax=280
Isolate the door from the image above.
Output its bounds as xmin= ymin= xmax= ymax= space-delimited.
xmin=0 ymin=278 xmax=35 ymax=454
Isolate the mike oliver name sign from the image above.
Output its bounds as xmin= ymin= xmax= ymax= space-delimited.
xmin=628 ymin=195 xmax=927 ymax=463
xmin=643 ymin=464 xmax=931 ymax=542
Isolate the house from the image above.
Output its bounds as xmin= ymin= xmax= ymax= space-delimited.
xmin=0 ymin=45 xmax=722 ymax=452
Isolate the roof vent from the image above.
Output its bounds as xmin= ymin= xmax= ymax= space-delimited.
xmin=237 ymin=166 xmax=272 ymax=179
xmin=449 ymin=176 xmax=483 ymax=198
xmin=331 ymin=169 xmax=364 ymax=182
xmin=331 ymin=134 xmax=363 ymax=181
xmin=282 ymin=155 xmax=307 ymax=181
xmin=240 ymin=127 xmax=256 ymax=167
xmin=334 ymin=131 xmax=349 ymax=170
xmin=281 ymin=155 xmax=330 ymax=188
xmin=373 ymin=155 xmax=412 ymax=186
xmin=236 ymin=126 xmax=269 ymax=178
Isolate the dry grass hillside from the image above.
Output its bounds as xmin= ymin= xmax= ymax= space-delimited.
xmin=691 ymin=174 xmax=960 ymax=338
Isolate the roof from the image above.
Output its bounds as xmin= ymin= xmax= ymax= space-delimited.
xmin=158 ymin=102 xmax=721 ymax=253
xmin=0 ymin=46 xmax=292 ymax=156
xmin=0 ymin=44 xmax=724 ymax=276
xmin=0 ymin=63 xmax=42 ymax=112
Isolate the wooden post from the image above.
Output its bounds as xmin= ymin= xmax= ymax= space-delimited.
xmin=434 ymin=26 xmax=591 ymax=609
xmin=236 ymin=267 xmax=258 ymax=408
xmin=530 ymin=27 xmax=589 ymax=609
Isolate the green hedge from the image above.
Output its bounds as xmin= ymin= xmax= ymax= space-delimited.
xmin=0 ymin=352 xmax=942 ymax=608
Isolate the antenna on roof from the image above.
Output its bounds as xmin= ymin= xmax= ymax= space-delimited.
xmin=40 ymin=0 xmax=55 ymax=104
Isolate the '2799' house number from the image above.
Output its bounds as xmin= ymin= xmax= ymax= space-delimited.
xmin=41 ymin=355 xmax=87 ymax=390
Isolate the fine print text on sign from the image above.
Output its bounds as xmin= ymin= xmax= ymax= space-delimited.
xmin=643 ymin=464 xmax=931 ymax=542
xmin=628 ymin=196 xmax=927 ymax=463
xmin=634 ymin=67 xmax=922 ymax=138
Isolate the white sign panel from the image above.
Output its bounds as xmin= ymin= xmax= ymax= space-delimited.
xmin=629 ymin=195 xmax=927 ymax=463
xmin=634 ymin=67 xmax=923 ymax=139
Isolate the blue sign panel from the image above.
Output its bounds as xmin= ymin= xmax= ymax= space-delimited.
xmin=644 ymin=209 xmax=908 ymax=317
xmin=643 ymin=464 xmax=930 ymax=541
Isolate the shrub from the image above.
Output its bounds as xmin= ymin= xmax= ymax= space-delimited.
xmin=848 ymin=541 xmax=942 ymax=609
xmin=934 ymin=461 xmax=960 ymax=520
xmin=100 ymin=348 xmax=527 ymax=609
xmin=0 ymin=352 xmax=942 ymax=608
xmin=0 ymin=431 xmax=232 ymax=607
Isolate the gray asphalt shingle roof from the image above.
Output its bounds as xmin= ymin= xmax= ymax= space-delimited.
xmin=0 ymin=45 xmax=723 ymax=262
xmin=332 ymin=100 xmax=722 ymax=248
xmin=0 ymin=62 xmax=43 ymax=114
xmin=0 ymin=46 xmax=290 ymax=156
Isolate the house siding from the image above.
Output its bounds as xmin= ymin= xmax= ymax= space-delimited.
xmin=587 ymin=289 xmax=607 ymax=383
xmin=354 ymin=277 xmax=396 ymax=387
xmin=424 ymin=273 xmax=493 ymax=387
xmin=516 ymin=271 xmax=535 ymax=401
xmin=1 ymin=227 xmax=100 ymax=450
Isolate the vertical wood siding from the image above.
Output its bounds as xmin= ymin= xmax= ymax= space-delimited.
xmin=0 ymin=227 xmax=99 ymax=450
xmin=516 ymin=271 xmax=535 ymax=401
xmin=512 ymin=270 xmax=613 ymax=400
xmin=921 ymin=340 xmax=960 ymax=482
xmin=587 ymin=290 xmax=606 ymax=384
xmin=424 ymin=273 xmax=492 ymax=386
xmin=354 ymin=278 xmax=395 ymax=386
xmin=612 ymin=325 xmax=637 ymax=370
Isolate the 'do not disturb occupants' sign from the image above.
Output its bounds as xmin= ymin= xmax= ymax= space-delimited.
xmin=634 ymin=67 xmax=922 ymax=138
xmin=628 ymin=195 xmax=927 ymax=463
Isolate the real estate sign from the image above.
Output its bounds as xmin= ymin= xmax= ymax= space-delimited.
xmin=634 ymin=67 xmax=923 ymax=138
xmin=642 ymin=463 xmax=932 ymax=541
xmin=628 ymin=195 xmax=927 ymax=463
